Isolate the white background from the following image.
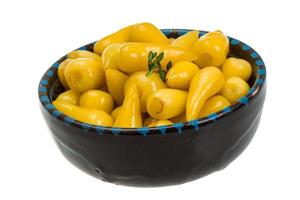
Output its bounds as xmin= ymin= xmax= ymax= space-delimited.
xmin=0 ymin=0 xmax=299 ymax=199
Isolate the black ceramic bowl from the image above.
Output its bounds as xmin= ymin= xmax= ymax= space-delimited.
xmin=39 ymin=29 xmax=266 ymax=187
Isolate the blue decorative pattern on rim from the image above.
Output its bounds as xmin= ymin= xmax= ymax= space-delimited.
xmin=47 ymin=70 xmax=54 ymax=77
xmin=158 ymin=126 xmax=168 ymax=135
xmin=38 ymin=29 xmax=266 ymax=136
xmin=242 ymin=44 xmax=251 ymax=51
xmin=188 ymin=120 xmax=199 ymax=130
xmin=223 ymin=106 xmax=232 ymax=113
xmin=207 ymin=113 xmax=218 ymax=121
xmin=239 ymin=96 xmax=249 ymax=105
xmin=95 ymin=126 xmax=105 ymax=135
xmin=230 ymin=39 xmax=239 ymax=45
xmin=173 ymin=123 xmax=184 ymax=134
xmin=138 ymin=127 xmax=150 ymax=136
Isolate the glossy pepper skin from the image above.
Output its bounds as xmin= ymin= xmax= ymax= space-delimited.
xmin=166 ymin=61 xmax=199 ymax=90
xmin=221 ymin=77 xmax=250 ymax=103
xmin=101 ymin=44 xmax=121 ymax=70
xmin=222 ymin=57 xmax=252 ymax=81
xmin=105 ymin=69 xmax=128 ymax=105
xmin=111 ymin=106 xmax=122 ymax=121
xmin=147 ymin=88 xmax=187 ymax=120
xmin=58 ymin=58 xmax=72 ymax=89
xmin=199 ymin=95 xmax=231 ymax=117
xmin=64 ymin=58 xmax=105 ymax=93
xmin=79 ymin=90 xmax=114 ymax=114
xmin=117 ymin=43 xmax=198 ymax=74
xmin=168 ymin=38 xmax=176 ymax=43
xmin=130 ymin=22 xmax=169 ymax=44
xmin=171 ymin=30 xmax=199 ymax=50
xmin=113 ymin=84 xmax=142 ymax=128
xmin=56 ymin=90 xmax=81 ymax=105
xmin=93 ymin=25 xmax=134 ymax=55
xmin=124 ymin=71 xmax=166 ymax=113
xmin=53 ymin=100 xmax=113 ymax=126
xmin=186 ymin=66 xmax=225 ymax=121
xmin=149 ymin=119 xmax=173 ymax=127
xmin=68 ymin=50 xmax=101 ymax=62
xmin=193 ymin=31 xmax=229 ymax=68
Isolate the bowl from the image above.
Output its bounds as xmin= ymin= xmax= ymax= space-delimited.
xmin=38 ymin=29 xmax=266 ymax=187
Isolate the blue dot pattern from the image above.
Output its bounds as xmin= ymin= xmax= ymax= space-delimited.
xmin=189 ymin=120 xmax=199 ymax=130
xmin=64 ymin=117 xmax=75 ymax=124
xmin=77 ymin=46 xmax=87 ymax=50
xmin=52 ymin=110 xmax=62 ymax=117
xmin=230 ymin=39 xmax=239 ymax=45
xmin=242 ymin=44 xmax=250 ymax=51
xmin=95 ymin=126 xmax=105 ymax=135
xmin=239 ymin=96 xmax=249 ymax=105
xmin=81 ymin=123 xmax=92 ymax=131
xmin=208 ymin=113 xmax=218 ymax=121
xmin=223 ymin=106 xmax=232 ymax=113
xmin=248 ymin=88 xmax=256 ymax=95
xmin=39 ymin=87 xmax=47 ymax=93
xmin=38 ymin=29 xmax=266 ymax=136
xmin=41 ymin=79 xmax=48 ymax=85
xmin=256 ymin=60 xmax=264 ymax=66
xmin=256 ymin=79 xmax=264 ymax=85
xmin=40 ymin=95 xmax=49 ymax=103
xmin=158 ymin=126 xmax=168 ymax=135
xmin=258 ymin=69 xmax=266 ymax=75
xmin=251 ymin=52 xmax=258 ymax=58
xmin=138 ymin=127 xmax=150 ymax=136
xmin=45 ymin=103 xmax=55 ymax=110
xmin=52 ymin=62 xmax=60 ymax=69
xmin=173 ymin=123 xmax=184 ymax=134
xmin=111 ymin=128 xmax=121 ymax=136
xmin=47 ymin=70 xmax=54 ymax=77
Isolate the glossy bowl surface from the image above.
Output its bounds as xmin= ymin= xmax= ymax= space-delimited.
xmin=38 ymin=29 xmax=266 ymax=187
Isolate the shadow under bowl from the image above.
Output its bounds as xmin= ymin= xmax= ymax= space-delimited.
xmin=38 ymin=29 xmax=266 ymax=187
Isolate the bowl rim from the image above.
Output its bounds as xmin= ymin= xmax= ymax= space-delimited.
xmin=38 ymin=28 xmax=266 ymax=136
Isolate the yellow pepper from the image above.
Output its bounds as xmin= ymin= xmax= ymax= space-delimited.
xmin=171 ymin=30 xmax=199 ymax=50
xmin=221 ymin=77 xmax=250 ymax=103
xmin=113 ymin=84 xmax=142 ymax=128
xmin=93 ymin=24 xmax=134 ymax=55
xmin=147 ymin=88 xmax=187 ymax=120
xmin=186 ymin=66 xmax=225 ymax=121
xmin=117 ymin=43 xmax=198 ymax=74
xmin=105 ymin=69 xmax=128 ymax=105
xmin=130 ymin=22 xmax=169 ymax=43
xmin=101 ymin=43 xmax=121 ymax=70
xmin=111 ymin=106 xmax=122 ymax=121
xmin=166 ymin=61 xmax=199 ymax=90
xmin=193 ymin=30 xmax=229 ymax=68
xmin=199 ymin=95 xmax=231 ymax=117
xmin=58 ymin=58 xmax=72 ymax=89
xmin=168 ymin=38 xmax=176 ymax=43
xmin=53 ymin=100 xmax=113 ymax=126
xmin=143 ymin=116 xmax=158 ymax=127
xmin=56 ymin=90 xmax=81 ymax=105
xmin=79 ymin=90 xmax=114 ymax=114
xmin=124 ymin=71 xmax=166 ymax=113
xmin=149 ymin=119 xmax=173 ymax=127
xmin=67 ymin=50 xmax=101 ymax=62
xmin=64 ymin=58 xmax=105 ymax=93
xmin=222 ymin=57 xmax=252 ymax=81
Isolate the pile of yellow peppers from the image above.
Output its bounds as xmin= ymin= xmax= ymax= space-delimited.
xmin=53 ymin=22 xmax=252 ymax=128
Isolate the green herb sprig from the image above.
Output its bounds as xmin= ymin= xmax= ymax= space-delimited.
xmin=146 ymin=51 xmax=172 ymax=82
